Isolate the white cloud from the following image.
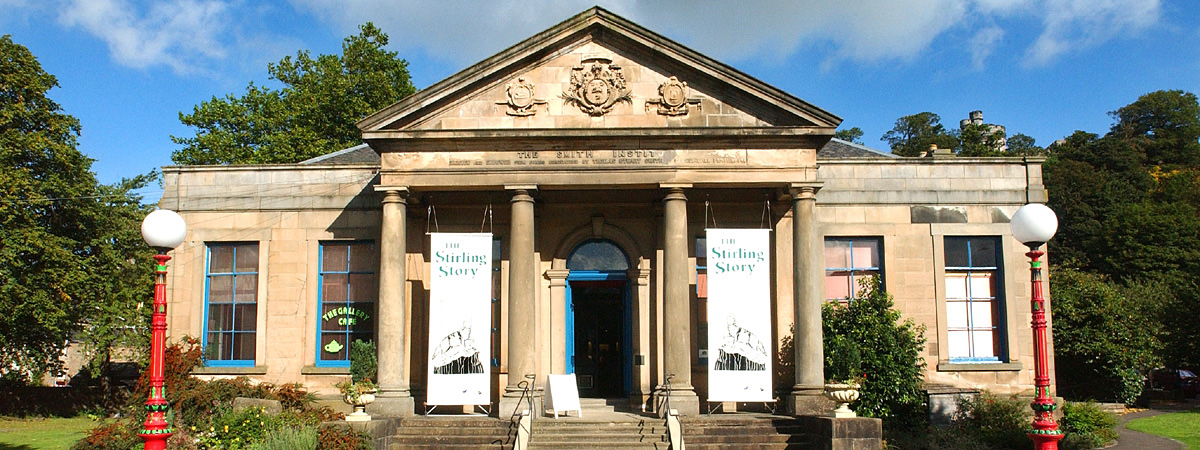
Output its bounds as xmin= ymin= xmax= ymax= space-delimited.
xmin=1025 ymin=0 xmax=1161 ymax=66
xmin=290 ymin=0 xmax=1163 ymax=71
xmin=969 ymin=26 xmax=1005 ymax=69
xmin=58 ymin=0 xmax=230 ymax=75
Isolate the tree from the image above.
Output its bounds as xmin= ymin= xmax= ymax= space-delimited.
xmin=835 ymin=126 xmax=864 ymax=144
xmin=1109 ymin=90 xmax=1200 ymax=167
xmin=172 ymin=23 xmax=416 ymax=165
xmin=0 ymin=36 xmax=155 ymax=384
xmin=823 ymin=277 xmax=927 ymax=430
xmin=880 ymin=112 xmax=959 ymax=157
xmin=1007 ymin=133 xmax=1044 ymax=156
xmin=1049 ymin=268 xmax=1161 ymax=405
xmin=955 ymin=121 xmax=1007 ymax=157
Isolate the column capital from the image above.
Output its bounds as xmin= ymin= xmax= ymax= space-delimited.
xmin=788 ymin=183 xmax=822 ymax=200
xmin=376 ymin=187 xmax=410 ymax=204
xmin=544 ymin=269 xmax=570 ymax=286
xmin=504 ymin=184 xmax=539 ymax=192
xmin=627 ymin=267 xmax=652 ymax=285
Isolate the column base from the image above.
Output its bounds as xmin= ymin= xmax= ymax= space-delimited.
xmin=372 ymin=391 xmax=415 ymax=417
xmin=653 ymin=387 xmax=700 ymax=417
xmin=795 ymin=416 xmax=882 ymax=449
xmin=498 ymin=389 xmax=543 ymax=419
xmin=787 ymin=386 xmax=833 ymax=417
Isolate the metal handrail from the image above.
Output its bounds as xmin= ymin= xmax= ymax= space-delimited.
xmin=662 ymin=373 xmax=685 ymax=450
xmin=509 ymin=374 xmax=535 ymax=450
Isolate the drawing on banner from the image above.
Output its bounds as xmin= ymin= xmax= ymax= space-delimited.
xmin=431 ymin=321 xmax=485 ymax=375
xmin=714 ymin=316 xmax=768 ymax=371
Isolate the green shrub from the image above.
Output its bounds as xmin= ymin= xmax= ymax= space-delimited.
xmin=823 ymin=276 xmax=928 ymax=430
xmin=956 ymin=391 xmax=1030 ymax=450
xmin=349 ymin=339 xmax=377 ymax=384
xmin=317 ymin=424 xmax=374 ymax=450
xmin=1050 ymin=268 xmax=1161 ymax=405
xmin=1059 ymin=401 xmax=1118 ymax=450
xmin=195 ymin=406 xmax=274 ymax=449
xmin=70 ymin=420 xmax=141 ymax=450
xmin=247 ymin=424 xmax=319 ymax=450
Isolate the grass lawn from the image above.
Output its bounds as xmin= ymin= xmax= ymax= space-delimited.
xmin=1126 ymin=409 xmax=1200 ymax=449
xmin=0 ymin=417 xmax=95 ymax=450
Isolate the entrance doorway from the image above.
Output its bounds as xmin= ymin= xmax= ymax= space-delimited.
xmin=565 ymin=239 xmax=631 ymax=398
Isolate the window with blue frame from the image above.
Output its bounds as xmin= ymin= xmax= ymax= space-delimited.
xmin=317 ymin=241 xmax=378 ymax=366
xmin=204 ymin=243 xmax=259 ymax=365
xmin=824 ymin=237 xmax=883 ymax=302
xmin=944 ymin=236 xmax=1006 ymax=362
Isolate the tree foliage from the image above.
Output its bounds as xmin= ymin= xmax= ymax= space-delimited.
xmin=823 ymin=277 xmax=927 ymax=430
xmin=881 ymin=112 xmax=960 ymax=157
xmin=171 ymin=23 xmax=415 ymax=165
xmin=0 ymin=35 xmax=155 ymax=384
xmin=1043 ymin=89 xmax=1200 ymax=396
xmin=1049 ymin=268 xmax=1161 ymax=404
xmin=834 ymin=126 xmax=864 ymax=144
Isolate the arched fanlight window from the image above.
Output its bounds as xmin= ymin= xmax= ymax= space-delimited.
xmin=567 ymin=239 xmax=629 ymax=271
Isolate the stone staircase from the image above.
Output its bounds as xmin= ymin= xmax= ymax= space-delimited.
xmin=681 ymin=416 xmax=812 ymax=449
xmin=384 ymin=416 xmax=514 ymax=450
xmin=376 ymin=400 xmax=829 ymax=450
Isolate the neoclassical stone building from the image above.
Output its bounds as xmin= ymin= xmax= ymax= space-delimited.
xmin=159 ymin=8 xmax=1054 ymax=417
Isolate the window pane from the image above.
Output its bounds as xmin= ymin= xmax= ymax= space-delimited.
xmin=208 ymin=276 xmax=233 ymax=303
xmin=323 ymin=274 xmax=349 ymax=303
xmin=969 ymin=238 xmax=998 ymax=268
xmin=322 ymin=304 xmax=348 ymax=332
xmin=320 ymin=333 xmax=347 ymax=361
xmin=349 ymin=306 xmax=374 ymax=333
xmin=826 ymin=273 xmax=851 ymax=300
xmin=208 ymin=304 xmax=233 ymax=331
xmin=234 ymin=304 xmax=257 ymax=331
xmin=567 ymin=240 xmax=629 ymax=271
xmin=235 ymin=244 xmax=258 ymax=272
xmin=945 ymin=274 xmax=968 ymax=299
xmin=944 ymin=237 xmax=969 ymax=268
xmin=824 ymin=240 xmax=850 ymax=269
xmin=696 ymin=272 xmax=708 ymax=298
xmin=206 ymin=332 xmax=230 ymax=360
xmin=947 ymin=330 xmax=970 ymax=358
xmin=970 ymin=301 xmax=994 ymax=327
xmin=322 ymin=244 xmax=349 ymax=272
xmin=348 ymin=242 xmax=376 ymax=273
xmin=695 ymin=238 xmax=707 ymax=259
xmin=851 ymin=240 xmax=878 ymax=268
xmin=348 ymin=274 xmax=377 ymax=303
xmin=233 ymin=333 xmax=255 ymax=360
xmin=209 ymin=246 xmax=234 ymax=273
xmin=234 ymin=275 xmax=258 ymax=303
xmin=946 ymin=301 xmax=969 ymax=328
xmin=971 ymin=330 xmax=996 ymax=359
xmin=968 ymin=273 xmax=994 ymax=299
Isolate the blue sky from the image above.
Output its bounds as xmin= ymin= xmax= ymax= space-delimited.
xmin=3 ymin=0 xmax=1199 ymax=196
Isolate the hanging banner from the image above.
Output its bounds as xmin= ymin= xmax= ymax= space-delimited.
xmin=706 ymin=228 xmax=773 ymax=402
xmin=427 ymin=233 xmax=493 ymax=406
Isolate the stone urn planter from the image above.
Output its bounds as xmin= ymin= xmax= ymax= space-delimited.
xmin=823 ymin=383 xmax=861 ymax=418
xmin=340 ymin=382 xmax=377 ymax=422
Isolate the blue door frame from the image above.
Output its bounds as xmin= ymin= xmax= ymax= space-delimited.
xmin=565 ymin=270 xmax=633 ymax=396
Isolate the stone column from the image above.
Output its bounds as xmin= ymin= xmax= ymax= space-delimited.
xmin=545 ymin=269 xmax=570 ymax=375
xmin=375 ymin=188 xmax=414 ymax=416
xmin=655 ymin=185 xmax=699 ymax=416
xmin=500 ymin=187 xmax=541 ymax=416
xmin=629 ymin=267 xmax=652 ymax=411
xmin=789 ymin=185 xmax=829 ymax=416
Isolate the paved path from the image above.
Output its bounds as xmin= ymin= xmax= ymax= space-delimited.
xmin=1108 ymin=402 xmax=1195 ymax=450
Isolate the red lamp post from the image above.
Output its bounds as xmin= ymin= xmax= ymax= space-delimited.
xmin=1010 ymin=203 xmax=1063 ymax=450
xmin=139 ymin=210 xmax=187 ymax=450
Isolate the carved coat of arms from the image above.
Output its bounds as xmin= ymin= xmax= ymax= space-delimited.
xmin=561 ymin=56 xmax=631 ymax=116
xmin=646 ymin=76 xmax=700 ymax=116
xmin=497 ymin=77 xmax=546 ymax=116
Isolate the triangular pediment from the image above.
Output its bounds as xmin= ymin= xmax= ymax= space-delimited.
xmin=358 ymin=7 xmax=840 ymax=137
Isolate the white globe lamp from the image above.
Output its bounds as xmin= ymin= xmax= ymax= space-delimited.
xmin=1010 ymin=203 xmax=1058 ymax=248
xmin=141 ymin=209 xmax=187 ymax=252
